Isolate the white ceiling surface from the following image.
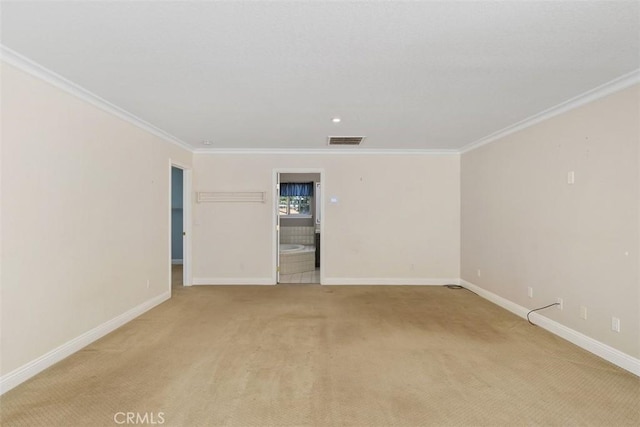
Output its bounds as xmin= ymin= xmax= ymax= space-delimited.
xmin=1 ymin=1 xmax=639 ymax=151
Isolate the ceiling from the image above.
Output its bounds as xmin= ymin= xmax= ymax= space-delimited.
xmin=1 ymin=1 xmax=639 ymax=151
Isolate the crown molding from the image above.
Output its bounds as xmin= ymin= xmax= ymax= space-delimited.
xmin=0 ymin=45 xmax=193 ymax=152
xmin=460 ymin=69 xmax=640 ymax=154
xmin=4 ymin=43 xmax=635 ymax=157
xmin=193 ymin=147 xmax=460 ymax=156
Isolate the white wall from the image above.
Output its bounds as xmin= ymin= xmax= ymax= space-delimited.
xmin=193 ymin=154 xmax=460 ymax=284
xmin=461 ymin=84 xmax=639 ymax=358
xmin=0 ymin=63 xmax=192 ymax=378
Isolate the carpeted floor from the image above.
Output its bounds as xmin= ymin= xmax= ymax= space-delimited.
xmin=1 ymin=285 xmax=638 ymax=426
xmin=172 ymin=264 xmax=183 ymax=288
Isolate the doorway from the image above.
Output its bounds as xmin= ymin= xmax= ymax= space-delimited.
xmin=170 ymin=162 xmax=192 ymax=290
xmin=275 ymin=170 xmax=323 ymax=284
xmin=171 ymin=167 xmax=184 ymax=288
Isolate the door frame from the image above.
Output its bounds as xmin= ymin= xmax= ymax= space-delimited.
xmin=272 ymin=168 xmax=325 ymax=285
xmin=169 ymin=160 xmax=193 ymax=288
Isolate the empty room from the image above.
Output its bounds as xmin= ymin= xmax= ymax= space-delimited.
xmin=1 ymin=1 xmax=638 ymax=426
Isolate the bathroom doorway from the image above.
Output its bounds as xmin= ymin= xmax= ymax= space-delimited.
xmin=274 ymin=170 xmax=324 ymax=284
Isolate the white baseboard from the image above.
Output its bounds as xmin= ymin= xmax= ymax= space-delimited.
xmin=192 ymin=277 xmax=274 ymax=285
xmin=460 ymin=279 xmax=640 ymax=377
xmin=0 ymin=291 xmax=171 ymax=395
xmin=3 ymin=278 xmax=636 ymax=396
xmin=322 ymin=277 xmax=459 ymax=285
xmin=171 ymin=259 xmax=183 ymax=265
xmin=193 ymin=277 xmax=458 ymax=286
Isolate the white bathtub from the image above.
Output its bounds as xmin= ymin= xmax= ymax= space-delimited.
xmin=279 ymin=244 xmax=305 ymax=253
xmin=279 ymin=244 xmax=315 ymax=274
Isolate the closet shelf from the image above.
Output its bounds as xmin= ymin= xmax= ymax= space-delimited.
xmin=197 ymin=191 xmax=266 ymax=203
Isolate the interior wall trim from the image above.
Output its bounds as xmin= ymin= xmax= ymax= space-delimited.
xmin=192 ymin=278 xmax=274 ymax=285
xmin=460 ymin=69 xmax=640 ymax=154
xmin=3 ymin=277 xmax=637 ymax=394
xmin=193 ymin=148 xmax=460 ymax=155
xmin=321 ymin=278 xmax=459 ymax=286
xmin=3 ymin=44 xmax=637 ymax=156
xmin=0 ymin=45 xmax=192 ymax=152
xmin=460 ymin=279 xmax=640 ymax=377
xmin=0 ymin=291 xmax=171 ymax=395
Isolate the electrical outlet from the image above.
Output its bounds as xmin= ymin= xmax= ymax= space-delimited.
xmin=611 ymin=317 xmax=620 ymax=333
xmin=567 ymin=171 xmax=575 ymax=184
xmin=556 ymin=298 xmax=563 ymax=310
xmin=527 ymin=287 xmax=533 ymax=298
xmin=580 ymin=305 xmax=587 ymax=320
xmin=146 ymin=279 xmax=150 ymax=289
xmin=477 ymin=269 xmax=481 ymax=278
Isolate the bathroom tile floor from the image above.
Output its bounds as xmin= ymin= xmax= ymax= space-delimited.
xmin=279 ymin=268 xmax=320 ymax=284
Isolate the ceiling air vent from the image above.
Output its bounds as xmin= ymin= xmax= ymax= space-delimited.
xmin=328 ymin=136 xmax=365 ymax=146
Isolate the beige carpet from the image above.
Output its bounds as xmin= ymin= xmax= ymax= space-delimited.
xmin=172 ymin=264 xmax=183 ymax=288
xmin=1 ymin=285 xmax=638 ymax=426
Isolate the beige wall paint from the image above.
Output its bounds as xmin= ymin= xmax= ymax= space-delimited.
xmin=280 ymin=173 xmax=321 ymax=183
xmin=461 ymin=85 xmax=640 ymax=358
xmin=193 ymin=154 xmax=460 ymax=282
xmin=5 ymin=49 xmax=635 ymax=384
xmin=0 ymin=63 xmax=192 ymax=375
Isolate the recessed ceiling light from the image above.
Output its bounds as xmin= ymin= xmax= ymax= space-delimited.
xmin=331 ymin=117 xmax=341 ymax=123
xmin=202 ymin=140 xmax=212 ymax=145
